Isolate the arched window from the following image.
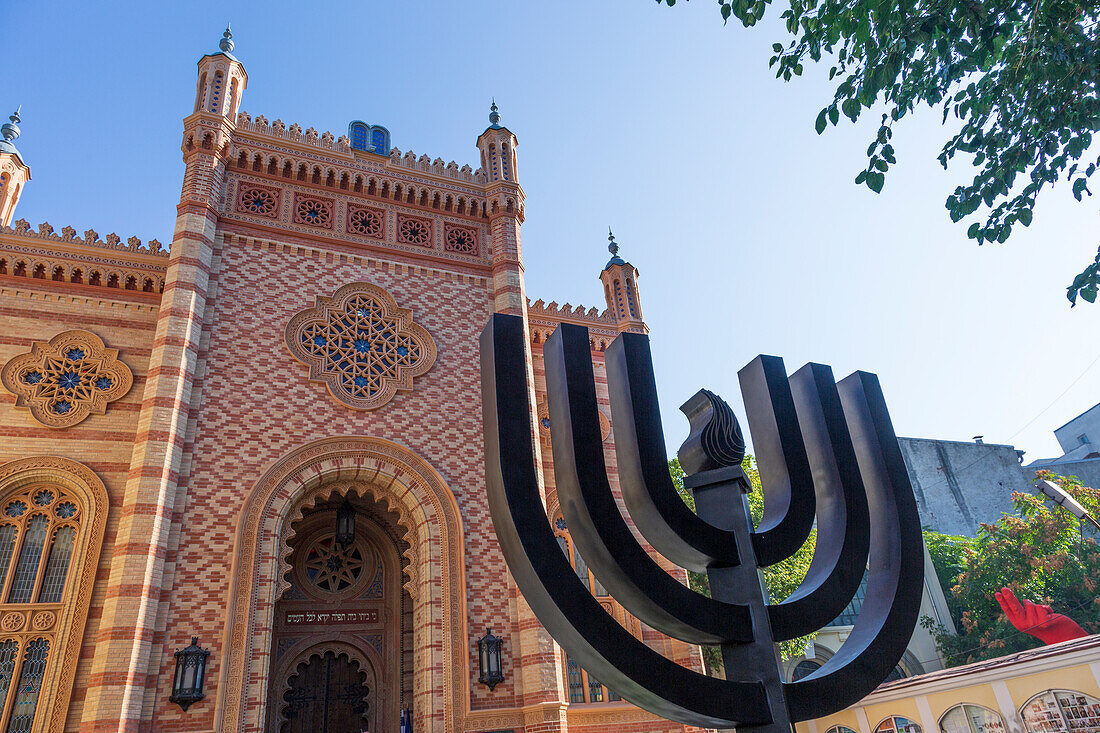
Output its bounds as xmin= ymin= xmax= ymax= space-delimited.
xmin=939 ymin=704 xmax=1006 ymax=733
xmin=209 ymin=71 xmax=224 ymax=113
xmin=791 ymin=659 xmax=822 ymax=681
xmin=553 ymin=513 xmax=637 ymax=705
xmin=1021 ymin=690 xmax=1100 ymax=732
xmin=0 ymin=458 xmax=106 ymax=733
xmin=825 ymin=726 xmax=858 ymax=733
xmin=876 ymin=717 xmax=922 ymax=733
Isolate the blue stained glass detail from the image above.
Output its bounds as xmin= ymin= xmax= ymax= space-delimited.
xmin=312 ymin=335 xmax=327 ymax=346
xmin=58 ymin=372 xmax=80 ymax=390
xmin=32 ymin=490 xmax=53 ymax=506
xmin=356 ymin=309 xmax=369 ymax=318
xmin=66 ymin=348 xmax=85 ymax=360
xmin=555 ymin=517 xmax=567 ymax=530
xmin=4 ymin=502 xmax=26 ymax=518
xmin=55 ymin=502 xmax=77 ymax=519
xmin=396 ymin=346 xmax=408 ymax=357
xmin=54 ymin=401 xmax=72 ymax=414
xmin=23 ymin=372 xmax=41 ymax=385
xmin=370 ymin=129 xmax=386 ymax=153
xmin=354 ymin=339 xmax=371 ymax=353
xmin=350 ymin=123 xmax=368 ymax=150
xmin=354 ymin=376 xmax=369 ymax=387
xmin=95 ymin=377 xmax=113 ymax=391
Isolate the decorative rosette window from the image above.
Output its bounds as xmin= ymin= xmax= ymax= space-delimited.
xmin=552 ymin=513 xmax=635 ymax=705
xmin=285 ymin=282 xmax=437 ymax=410
xmin=0 ymin=331 xmax=133 ymax=428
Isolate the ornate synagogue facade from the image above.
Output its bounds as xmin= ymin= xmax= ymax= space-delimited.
xmin=0 ymin=28 xmax=703 ymax=733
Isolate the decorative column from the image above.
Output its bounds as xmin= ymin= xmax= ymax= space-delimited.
xmin=78 ymin=27 xmax=245 ymax=732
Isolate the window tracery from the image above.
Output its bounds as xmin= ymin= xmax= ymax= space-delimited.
xmin=397 ymin=216 xmax=432 ymax=247
xmin=0 ymin=330 xmax=133 ymax=428
xmin=443 ymin=224 xmax=479 ymax=256
xmin=236 ymin=184 xmax=280 ymax=218
xmin=285 ymin=282 xmax=437 ymax=410
xmin=293 ymin=195 xmax=334 ymax=229
xmin=347 ymin=206 xmax=385 ymax=239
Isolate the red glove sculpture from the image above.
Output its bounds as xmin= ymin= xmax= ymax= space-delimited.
xmin=995 ymin=587 xmax=1087 ymax=645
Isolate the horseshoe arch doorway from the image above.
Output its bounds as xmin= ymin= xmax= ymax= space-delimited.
xmin=266 ymin=489 xmax=411 ymax=733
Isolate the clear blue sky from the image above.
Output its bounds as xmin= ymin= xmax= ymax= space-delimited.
xmin=6 ymin=1 xmax=1099 ymax=463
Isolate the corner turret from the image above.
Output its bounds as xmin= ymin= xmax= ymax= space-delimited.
xmin=600 ymin=229 xmax=646 ymax=332
xmin=0 ymin=107 xmax=31 ymax=227
xmin=477 ymin=101 xmax=527 ymax=316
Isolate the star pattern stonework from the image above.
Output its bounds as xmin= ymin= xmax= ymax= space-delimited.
xmin=285 ymin=282 xmax=436 ymax=410
xmin=0 ymin=330 xmax=134 ymax=428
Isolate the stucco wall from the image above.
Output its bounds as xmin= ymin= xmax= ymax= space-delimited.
xmin=898 ymin=438 xmax=1030 ymax=537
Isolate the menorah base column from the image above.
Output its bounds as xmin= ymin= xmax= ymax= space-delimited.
xmin=687 ymin=467 xmax=792 ymax=733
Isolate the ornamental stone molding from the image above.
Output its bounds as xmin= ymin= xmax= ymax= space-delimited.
xmin=219 ymin=436 xmax=466 ymax=733
xmin=0 ymin=456 xmax=109 ymax=733
xmin=285 ymin=282 xmax=436 ymax=410
xmin=1 ymin=329 xmax=134 ymax=428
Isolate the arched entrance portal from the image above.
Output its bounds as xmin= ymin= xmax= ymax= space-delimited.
xmin=218 ymin=437 xmax=467 ymax=733
xmin=266 ymin=491 xmax=411 ymax=733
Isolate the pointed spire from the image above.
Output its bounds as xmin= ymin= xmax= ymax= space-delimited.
xmin=219 ymin=22 xmax=235 ymax=54
xmin=488 ymin=98 xmax=502 ymax=128
xmin=605 ymin=227 xmax=626 ymax=269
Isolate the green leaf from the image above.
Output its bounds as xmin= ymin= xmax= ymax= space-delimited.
xmin=967 ymin=222 xmax=981 ymax=238
xmin=1073 ymin=179 xmax=1089 ymax=201
xmin=829 ymin=106 xmax=839 ymax=125
xmin=1083 ymin=285 xmax=1098 ymax=303
xmin=1019 ymin=208 xmax=1033 ymax=226
xmin=816 ymin=109 xmax=828 ymax=134
xmin=867 ymin=171 xmax=885 ymax=193
xmin=842 ymin=98 xmax=861 ymax=121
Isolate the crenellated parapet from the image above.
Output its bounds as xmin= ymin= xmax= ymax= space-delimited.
xmin=234 ymin=112 xmax=487 ymax=185
xmin=527 ymin=297 xmax=618 ymax=352
xmin=0 ymin=219 xmax=167 ymax=295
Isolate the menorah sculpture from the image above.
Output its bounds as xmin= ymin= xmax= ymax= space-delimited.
xmin=480 ymin=314 xmax=924 ymax=731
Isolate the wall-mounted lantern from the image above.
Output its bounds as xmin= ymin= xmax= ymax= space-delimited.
xmin=477 ymin=628 xmax=504 ymax=690
xmin=169 ymin=637 xmax=210 ymax=711
xmin=335 ymin=499 xmax=356 ymax=546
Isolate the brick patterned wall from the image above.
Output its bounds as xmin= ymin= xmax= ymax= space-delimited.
xmin=144 ymin=231 xmax=511 ymax=731
xmin=0 ymin=282 xmax=160 ymax=732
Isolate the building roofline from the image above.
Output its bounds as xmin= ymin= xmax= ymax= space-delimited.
xmin=1054 ymin=402 xmax=1100 ymax=434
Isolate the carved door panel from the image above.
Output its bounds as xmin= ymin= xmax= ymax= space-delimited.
xmin=281 ymin=651 xmax=369 ymax=733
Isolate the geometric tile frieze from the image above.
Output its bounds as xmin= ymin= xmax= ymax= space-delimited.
xmin=285 ymin=282 xmax=436 ymax=410
xmin=0 ymin=330 xmax=134 ymax=428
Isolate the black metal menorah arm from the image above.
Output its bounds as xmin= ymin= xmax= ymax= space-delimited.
xmin=480 ymin=313 xmax=924 ymax=730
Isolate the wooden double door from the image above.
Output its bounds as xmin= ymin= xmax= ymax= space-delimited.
xmin=281 ymin=650 xmax=370 ymax=733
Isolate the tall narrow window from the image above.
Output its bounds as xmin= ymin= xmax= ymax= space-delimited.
xmin=0 ymin=527 xmax=17 ymax=585
xmin=8 ymin=517 xmax=47 ymax=604
xmin=565 ymin=655 xmax=584 ymax=703
xmin=0 ymin=642 xmax=16 ymax=718
xmin=370 ymin=128 xmax=387 ymax=154
xmin=38 ymin=526 xmax=75 ymax=604
xmin=6 ymin=639 xmax=48 ymax=733
xmin=209 ymin=71 xmax=224 ymax=113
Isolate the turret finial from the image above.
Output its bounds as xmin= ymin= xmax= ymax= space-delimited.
xmin=488 ymin=99 xmax=501 ymax=128
xmin=219 ymin=22 xmax=235 ymax=54
xmin=604 ymin=227 xmax=626 ymax=269
xmin=2 ymin=107 xmax=22 ymax=144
